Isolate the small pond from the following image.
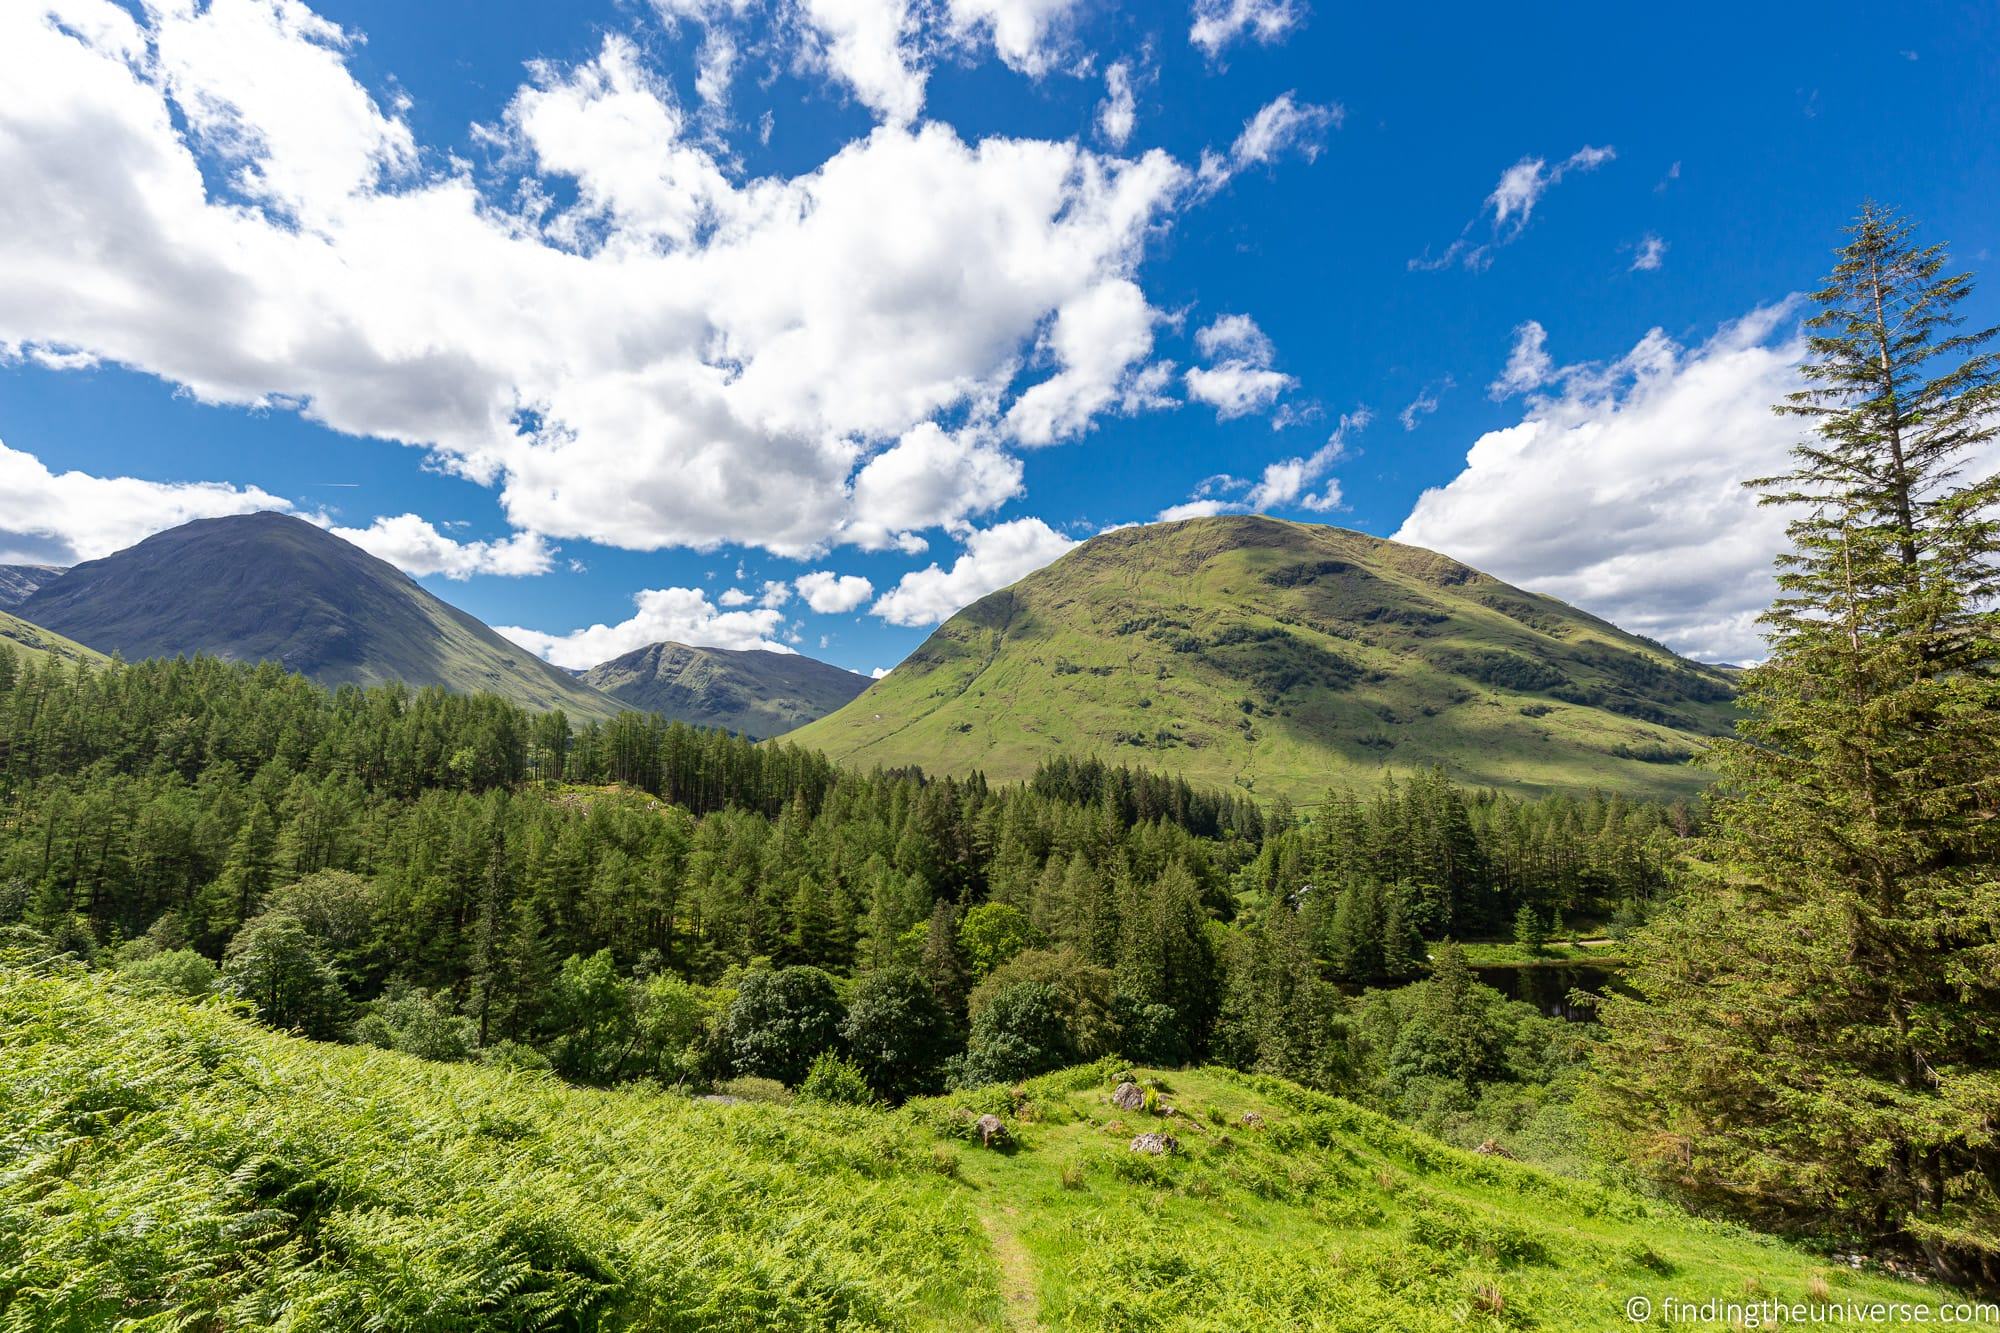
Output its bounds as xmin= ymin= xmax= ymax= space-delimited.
xmin=1470 ymin=963 xmax=1633 ymax=1022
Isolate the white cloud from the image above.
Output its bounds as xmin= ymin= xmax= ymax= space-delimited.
xmin=871 ymin=516 xmax=1077 ymax=625
xmin=797 ymin=0 xmax=926 ymax=124
xmin=1412 ymin=144 xmax=1615 ymax=272
xmin=1160 ymin=409 xmax=1366 ymax=517
xmin=848 ymin=422 xmax=1023 ymax=546
xmin=869 ymin=664 xmax=890 ymax=678
xmin=795 ymin=569 xmax=874 ymax=612
xmin=0 ymin=434 xmax=288 ymax=566
xmin=1097 ymin=61 xmax=1135 ymax=149
xmin=718 ymin=586 xmax=753 ymax=606
xmin=1398 ymin=379 xmax=1447 ymax=430
xmin=945 ymin=0 xmax=1089 ymax=76
xmin=498 ymin=585 xmax=791 ymax=668
xmin=1396 ymin=305 xmax=1807 ymax=661
xmin=1489 ymin=320 xmax=1553 ymax=399
xmin=1189 ymin=0 xmax=1302 ymax=58
xmin=1006 ymin=279 xmax=1162 ymax=444
xmin=1631 ymin=232 xmax=1667 ymax=271
xmin=327 ymin=513 xmax=555 ymax=579
xmin=1183 ymin=311 xmax=1294 ymax=419
xmin=1197 ymin=91 xmax=1340 ymax=194
xmin=0 ymin=3 xmax=1190 ymax=564
xmin=756 ymin=578 xmax=791 ymax=608
xmin=1245 ymin=409 xmax=1364 ymax=510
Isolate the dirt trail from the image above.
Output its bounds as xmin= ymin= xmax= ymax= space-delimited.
xmin=978 ymin=1206 xmax=1042 ymax=1331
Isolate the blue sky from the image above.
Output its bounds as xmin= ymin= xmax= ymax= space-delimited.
xmin=1 ymin=0 xmax=1995 ymax=672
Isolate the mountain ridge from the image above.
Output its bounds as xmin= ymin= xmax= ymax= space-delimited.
xmin=790 ymin=516 xmax=1736 ymax=800
xmin=581 ymin=639 xmax=869 ymax=739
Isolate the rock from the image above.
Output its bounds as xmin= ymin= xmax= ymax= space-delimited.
xmin=1111 ymin=1081 xmax=1144 ymax=1111
xmin=1239 ymin=1111 xmax=1265 ymax=1128
xmin=1129 ymin=1132 xmax=1179 ymax=1156
xmin=698 ymin=1094 xmax=743 ymax=1105
xmin=975 ymin=1113 xmax=1009 ymax=1148
xmin=1473 ymin=1138 xmax=1516 ymax=1159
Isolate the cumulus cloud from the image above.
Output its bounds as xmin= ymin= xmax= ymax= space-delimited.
xmin=797 ymin=0 xmax=926 ymax=124
xmin=499 ymin=585 xmax=791 ymax=667
xmin=327 ymin=513 xmax=556 ymax=579
xmin=1189 ymin=0 xmax=1302 ymax=58
xmin=0 ymin=435 xmax=289 ymax=566
xmin=1396 ymin=305 xmax=1809 ymax=661
xmin=945 ymin=0 xmax=1090 ymax=76
xmin=0 ymin=1 xmax=1195 ymax=566
xmin=1630 ymin=232 xmax=1667 ymax=271
xmin=1097 ymin=61 xmax=1135 ymax=148
xmin=871 ymin=516 xmax=1077 ymax=625
xmin=1184 ymin=312 xmax=1294 ymax=419
xmin=795 ymin=569 xmax=874 ymax=612
xmin=1412 ymin=144 xmax=1615 ymax=272
xmin=1196 ymin=91 xmax=1340 ymax=194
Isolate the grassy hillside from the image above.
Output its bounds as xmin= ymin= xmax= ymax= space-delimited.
xmin=582 ymin=641 xmax=870 ymax=738
xmin=0 ymin=965 xmax=1955 ymax=1331
xmin=20 ymin=513 xmax=622 ymax=721
xmin=793 ymin=517 xmax=1737 ymax=801
xmin=0 ymin=607 xmax=108 ymax=668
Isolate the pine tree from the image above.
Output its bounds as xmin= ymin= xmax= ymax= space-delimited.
xmin=1595 ymin=204 xmax=2000 ymax=1285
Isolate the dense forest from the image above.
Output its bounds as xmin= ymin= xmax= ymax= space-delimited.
xmin=0 ymin=645 xmax=1671 ymax=1127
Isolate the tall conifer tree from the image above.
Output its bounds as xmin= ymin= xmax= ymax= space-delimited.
xmin=1595 ymin=204 xmax=2000 ymax=1283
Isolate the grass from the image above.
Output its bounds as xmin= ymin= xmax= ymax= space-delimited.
xmin=0 ymin=964 xmax=1961 ymax=1330
xmin=1455 ymin=938 xmax=1632 ymax=968
xmin=791 ymin=516 xmax=1736 ymax=803
xmin=0 ymin=609 xmax=107 ymax=669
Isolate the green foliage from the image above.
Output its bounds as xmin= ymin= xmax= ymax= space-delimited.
xmin=114 ymin=946 xmax=218 ymax=999
xmin=353 ymin=985 xmax=477 ymax=1063
xmin=219 ymin=913 xmax=348 ymax=1038
xmin=797 ymin=1051 xmax=880 ymax=1106
xmin=724 ymin=965 xmax=845 ymax=1086
xmin=955 ymin=982 xmax=1077 ymax=1088
xmin=841 ymin=966 xmax=954 ymax=1101
xmin=957 ymin=901 xmax=1036 ymax=980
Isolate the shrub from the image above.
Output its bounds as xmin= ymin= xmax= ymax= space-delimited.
xmin=116 ymin=947 xmax=218 ymax=999
xmin=219 ymin=913 xmax=348 ymax=1038
xmin=797 ymin=1052 xmax=879 ymax=1107
xmin=954 ymin=981 xmax=1075 ymax=1088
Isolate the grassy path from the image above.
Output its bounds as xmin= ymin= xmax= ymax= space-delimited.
xmin=978 ymin=1204 xmax=1044 ymax=1331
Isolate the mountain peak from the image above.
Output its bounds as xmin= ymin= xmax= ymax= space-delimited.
xmin=791 ymin=516 xmax=1732 ymax=800
xmin=582 ymin=640 xmax=869 ymax=739
xmin=20 ymin=514 xmax=619 ymax=719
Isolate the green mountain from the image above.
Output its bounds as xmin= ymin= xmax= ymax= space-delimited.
xmin=3 ymin=967 xmax=1949 ymax=1331
xmin=19 ymin=512 xmax=621 ymax=720
xmin=581 ymin=640 xmax=870 ymax=738
xmin=792 ymin=516 xmax=1737 ymax=801
xmin=0 ymin=563 xmax=65 ymax=610
xmin=0 ymin=608 xmax=107 ymax=668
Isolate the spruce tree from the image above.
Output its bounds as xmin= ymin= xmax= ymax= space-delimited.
xmin=1594 ymin=204 xmax=2000 ymax=1284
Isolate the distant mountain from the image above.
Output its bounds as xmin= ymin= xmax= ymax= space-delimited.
xmin=581 ymin=642 xmax=870 ymax=739
xmin=0 ymin=609 xmax=107 ymax=669
xmin=0 ymin=564 xmax=66 ymax=610
xmin=20 ymin=513 xmax=621 ymax=720
xmin=791 ymin=516 xmax=1737 ymax=801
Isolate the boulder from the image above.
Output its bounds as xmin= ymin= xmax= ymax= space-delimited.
xmin=1129 ymin=1132 xmax=1179 ymax=1156
xmin=1111 ymin=1081 xmax=1145 ymax=1111
xmin=1473 ymin=1138 xmax=1516 ymax=1159
xmin=975 ymin=1113 xmax=1009 ymax=1148
xmin=1238 ymin=1111 xmax=1265 ymax=1128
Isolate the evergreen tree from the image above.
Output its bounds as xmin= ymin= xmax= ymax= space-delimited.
xmin=1595 ymin=205 xmax=2000 ymax=1285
